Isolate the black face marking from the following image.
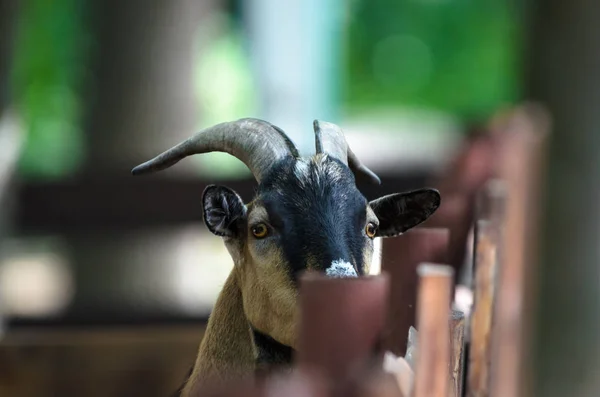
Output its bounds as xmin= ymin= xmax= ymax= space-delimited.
xmin=257 ymin=155 xmax=371 ymax=282
xmin=251 ymin=327 xmax=294 ymax=370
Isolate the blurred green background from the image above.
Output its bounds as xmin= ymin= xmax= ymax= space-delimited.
xmin=11 ymin=0 xmax=521 ymax=180
xmin=3 ymin=0 xmax=600 ymax=396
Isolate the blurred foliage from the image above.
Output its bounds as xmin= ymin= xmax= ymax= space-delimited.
xmin=192 ymin=11 xmax=258 ymax=180
xmin=195 ymin=17 xmax=257 ymax=129
xmin=10 ymin=0 xmax=90 ymax=180
xmin=344 ymin=0 xmax=521 ymax=121
xmin=9 ymin=0 xmax=521 ymax=179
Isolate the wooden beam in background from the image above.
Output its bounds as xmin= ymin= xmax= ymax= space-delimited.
xmin=13 ymin=173 xmax=430 ymax=236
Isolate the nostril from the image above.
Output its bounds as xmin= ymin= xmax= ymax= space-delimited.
xmin=326 ymin=259 xmax=358 ymax=278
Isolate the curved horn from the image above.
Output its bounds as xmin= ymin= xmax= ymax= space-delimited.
xmin=313 ymin=120 xmax=381 ymax=185
xmin=131 ymin=118 xmax=299 ymax=182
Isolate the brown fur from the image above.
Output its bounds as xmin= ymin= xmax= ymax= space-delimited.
xmin=180 ymin=199 xmax=381 ymax=396
xmin=239 ymin=245 xmax=299 ymax=349
xmin=180 ymin=203 xmax=300 ymax=396
xmin=240 ymin=202 xmax=300 ymax=348
xmin=131 ymin=121 xmax=440 ymax=397
xmin=180 ymin=269 xmax=255 ymax=396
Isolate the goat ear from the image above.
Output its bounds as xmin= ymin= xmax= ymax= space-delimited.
xmin=369 ymin=188 xmax=440 ymax=238
xmin=202 ymin=185 xmax=247 ymax=237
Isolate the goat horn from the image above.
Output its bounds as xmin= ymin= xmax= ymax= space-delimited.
xmin=313 ymin=120 xmax=381 ymax=185
xmin=131 ymin=118 xmax=299 ymax=182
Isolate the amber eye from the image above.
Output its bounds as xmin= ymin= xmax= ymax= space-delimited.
xmin=366 ymin=222 xmax=378 ymax=238
xmin=251 ymin=223 xmax=269 ymax=239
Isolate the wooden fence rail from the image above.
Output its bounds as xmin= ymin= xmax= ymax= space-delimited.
xmin=185 ymin=103 xmax=549 ymax=397
xmin=0 ymin=104 xmax=549 ymax=397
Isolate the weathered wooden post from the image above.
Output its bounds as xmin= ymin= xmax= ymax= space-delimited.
xmin=487 ymin=105 xmax=549 ymax=397
xmin=449 ymin=309 xmax=466 ymax=397
xmin=522 ymin=0 xmax=600 ymax=396
xmin=412 ymin=263 xmax=454 ymax=397
xmin=297 ymin=272 xmax=391 ymax=397
xmin=466 ymin=219 xmax=500 ymax=397
xmin=381 ymin=228 xmax=450 ymax=358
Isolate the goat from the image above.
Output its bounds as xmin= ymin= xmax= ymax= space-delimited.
xmin=131 ymin=118 xmax=440 ymax=396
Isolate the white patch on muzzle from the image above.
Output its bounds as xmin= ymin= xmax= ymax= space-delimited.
xmin=326 ymin=259 xmax=358 ymax=278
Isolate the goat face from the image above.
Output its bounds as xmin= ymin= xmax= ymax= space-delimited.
xmin=201 ymin=157 xmax=439 ymax=349
xmin=132 ymin=118 xmax=440 ymax=350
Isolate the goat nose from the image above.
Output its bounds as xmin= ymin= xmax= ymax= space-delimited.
xmin=325 ymin=259 xmax=358 ymax=278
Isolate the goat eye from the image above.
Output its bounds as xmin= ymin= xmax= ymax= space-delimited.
xmin=365 ymin=222 xmax=378 ymax=238
xmin=251 ymin=223 xmax=269 ymax=239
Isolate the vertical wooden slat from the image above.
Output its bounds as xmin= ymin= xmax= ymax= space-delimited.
xmin=449 ymin=310 xmax=466 ymax=397
xmin=402 ymin=310 xmax=465 ymax=397
xmin=466 ymin=220 xmax=499 ymax=397
xmin=475 ymin=179 xmax=507 ymax=225
xmin=297 ymin=273 xmax=390 ymax=396
xmin=424 ymin=124 xmax=500 ymax=277
xmin=381 ymin=228 xmax=450 ymax=357
xmin=489 ymin=105 xmax=549 ymax=397
xmin=412 ymin=263 xmax=454 ymax=397
xmin=525 ymin=0 xmax=600 ymax=393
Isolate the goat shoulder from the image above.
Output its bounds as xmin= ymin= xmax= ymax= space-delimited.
xmin=180 ymin=269 xmax=254 ymax=396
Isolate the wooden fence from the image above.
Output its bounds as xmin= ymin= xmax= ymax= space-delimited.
xmin=186 ymin=103 xmax=550 ymax=397
xmin=0 ymin=103 xmax=549 ymax=397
